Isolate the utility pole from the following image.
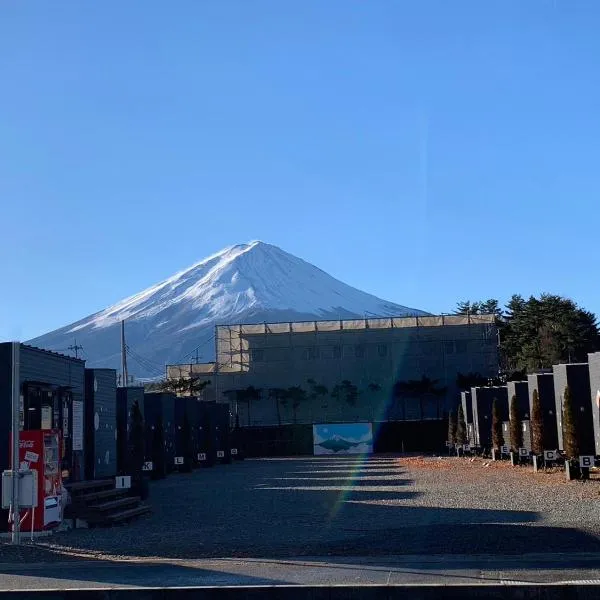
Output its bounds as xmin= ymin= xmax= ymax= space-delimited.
xmin=11 ymin=342 xmax=21 ymax=545
xmin=121 ymin=320 xmax=128 ymax=388
xmin=68 ymin=339 xmax=84 ymax=359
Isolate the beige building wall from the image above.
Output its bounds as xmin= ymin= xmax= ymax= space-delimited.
xmin=168 ymin=315 xmax=499 ymax=427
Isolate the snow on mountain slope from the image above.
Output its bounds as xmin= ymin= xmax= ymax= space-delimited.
xmin=28 ymin=241 xmax=427 ymax=377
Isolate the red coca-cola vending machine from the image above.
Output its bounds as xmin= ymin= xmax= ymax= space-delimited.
xmin=12 ymin=430 xmax=63 ymax=531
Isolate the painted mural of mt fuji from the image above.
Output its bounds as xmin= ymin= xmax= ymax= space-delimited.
xmin=28 ymin=241 xmax=427 ymax=378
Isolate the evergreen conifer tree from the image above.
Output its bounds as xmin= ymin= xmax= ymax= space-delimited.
xmin=456 ymin=404 xmax=467 ymax=446
xmin=509 ymin=394 xmax=523 ymax=452
xmin=492 ymin=398 xmax=504 ymax=450
xmin=530 ymin=389 xmax=544 ymax=455
xmin=448 ymin=410 xmax=457 ymax=445
xmin=562 ymin=386 xmax=579 ymax=460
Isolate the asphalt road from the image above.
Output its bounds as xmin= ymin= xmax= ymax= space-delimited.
xmin=1 ymin=553 xmax=600 ymax=589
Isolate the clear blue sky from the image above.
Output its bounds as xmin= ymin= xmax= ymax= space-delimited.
xmin=1 ymin=1 xmax=599 ymax=341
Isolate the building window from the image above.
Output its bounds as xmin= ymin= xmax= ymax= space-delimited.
xmin=377 ymin=344 xmax=388 ymax=357
xmin=355 ymin=344 xmax=365 ymax=359
xmin=319 ymin=345 xmax=342 ymax=359
xmin=320 ymin=346 xmax=332 ymax=359
xmin=303 ymin=347 xmax=318 ymax=360
xmin=250 ymin=348 xmax=264 ymax=362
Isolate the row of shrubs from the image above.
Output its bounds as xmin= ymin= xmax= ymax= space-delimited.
xmin=448 ymin=387 xmax=583 ymax=457
xmin=447 ymin=386 xmax=591 ymax=479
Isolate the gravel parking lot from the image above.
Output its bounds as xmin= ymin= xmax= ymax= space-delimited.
xmin=2 ymin=455 xmax=600 ymax=562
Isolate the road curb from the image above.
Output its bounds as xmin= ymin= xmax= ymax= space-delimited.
xmin=2 ymin=584 xmax=600 ymax=599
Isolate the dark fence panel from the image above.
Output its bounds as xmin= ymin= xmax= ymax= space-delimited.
xmin=373 ymin=420 xmax=446 ymax=453
xmin=240 ymin=425 xmax=313 ymax=457
xmin=239 ymin=420 xmax=446 ymax=457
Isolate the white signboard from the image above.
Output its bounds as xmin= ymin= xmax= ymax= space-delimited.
xmin=544 ymin=450 xmax=557 ymax=461
xmin=41 ymin=405 xmax=52 ymax=430
xmin=579 ymin=456 xmax=594 ymax=468
xmin=116 ymin=475 xmax=131 ymax=489
xmin=2 ymin=470 xmax=37 ymax=509
xmin=142 ymin=461 xmax=153 ymax=471
xmin=24 ymin=451 xmax=39 ymax=463
xmin=174 ymin=456 xmax=184 ymax=465
xmin=197 ymin=453 xmax=206 ymax=461
xmin=217 ymin=451 xmax=225 ymax=458
xmin=72 ymin=401 xmax=83 ymax=451
xmin=463 ymin=444 xmax=470 ymax=451
xmin=518 ymin=448 xmax=529 ymax=457
xmin=231 ymin=448 xmax=238 ymax=455
xmin=501 ymin=445 xmax=510 ymax=455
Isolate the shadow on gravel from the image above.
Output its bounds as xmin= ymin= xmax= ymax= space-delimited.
xmin=313 ymin=523 xmax=600 ymax=558
xmin=254 ymin=487 xmax=420 ymax=500
xmin=261 ymin=476 xmax=415 ymax=484
xmin=289 ymin=469 xmax=407 ymax=476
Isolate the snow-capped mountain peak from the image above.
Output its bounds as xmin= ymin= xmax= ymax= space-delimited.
xmin=28 ymin=242 xmax=427 ymax=376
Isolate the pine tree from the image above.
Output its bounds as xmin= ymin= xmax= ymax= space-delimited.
xmin=286 ymin=385 xmax=308 ymax=424
xmin=530 ymin=389 xmax=544 ymax=455
xmin=492 ymin=398 xmax=504 ymax=450
xmin=269 ymin=388 xmax=286 ymax=426
xmin=307 ymin=379 xmax=329 ymax=422
xmin=239 ymin=386 xmax=261 ymax=426
xmin=456 ymin=404 xmax=467 ymax=445
xmin=448 ymin=410 xmax=457 ymax=445
xmin=501 ymin=294 xmax=599 ymax=372
xmin=562 ymin=385 xmax=579 ymax=460
xmin=509 ymin=394 xmax=523 ymax=452
xmin=331 ymin=380 xmax=359 ymax=407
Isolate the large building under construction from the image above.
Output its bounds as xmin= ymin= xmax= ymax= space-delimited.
xmin=167 ymin=314 xmax=499 ymax=427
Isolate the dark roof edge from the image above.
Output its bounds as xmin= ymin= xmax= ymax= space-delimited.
xmin=19 ymin=343 xmax=86 ymax=364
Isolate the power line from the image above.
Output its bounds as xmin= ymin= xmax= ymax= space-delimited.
xmin=126 ymin=350 xmax=163 ymax=376
xmin=125 ymin=342 xmax=164 ymax=370
xmin=126 ymin=354 xmax=163 ymax=379
xmin=177 ymin=335 xmax=215 ymax=363
xmin=125 ymin=345 xmax=165 ymax=378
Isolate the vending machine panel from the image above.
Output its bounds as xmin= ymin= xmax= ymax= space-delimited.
xmin=11 ymin=430 xmax=63 ymax=531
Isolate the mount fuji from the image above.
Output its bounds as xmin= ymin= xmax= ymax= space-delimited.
xmin=28 ymin=241 xmax=427 ymax=378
